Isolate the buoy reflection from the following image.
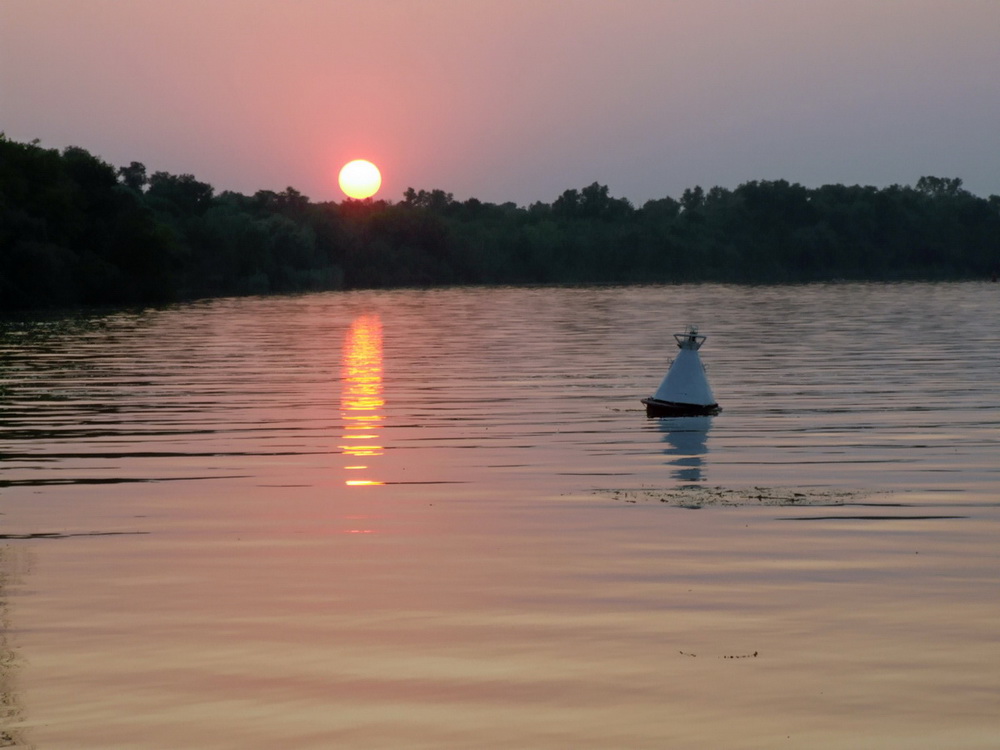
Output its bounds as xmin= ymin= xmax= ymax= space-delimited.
xmin=658 ymin=416 xmax=712 ymax=483
xmin=341 ymin=314 xmax=385 ymax=486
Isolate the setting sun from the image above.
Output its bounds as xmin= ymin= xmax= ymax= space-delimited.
xmin=338 ymin=159 xmax=382 ymax=199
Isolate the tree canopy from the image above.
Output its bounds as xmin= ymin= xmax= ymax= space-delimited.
xmin=2 ymin=134 xmax=998 ymax=310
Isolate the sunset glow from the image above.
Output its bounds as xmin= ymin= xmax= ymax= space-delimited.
xmin=338 ymin=160 xmax=382 ymax=200
xmin=4 ymin=5 xmax=998 ymax=204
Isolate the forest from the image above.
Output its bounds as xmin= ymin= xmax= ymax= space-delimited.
xmin=2 ymin=134 xmax=999 ymax=310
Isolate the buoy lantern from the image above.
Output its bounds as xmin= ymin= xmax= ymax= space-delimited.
xmin=642 ymin=327 xmax=721 ymax=417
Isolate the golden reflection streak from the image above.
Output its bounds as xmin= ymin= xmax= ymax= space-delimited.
xmin=341 ymin=315 xmax=384 ymax=487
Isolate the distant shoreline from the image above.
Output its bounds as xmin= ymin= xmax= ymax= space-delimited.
xmin=3 ymin=136 xmax=998 ymax=311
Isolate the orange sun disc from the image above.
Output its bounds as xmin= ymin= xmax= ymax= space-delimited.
xmin=338 ymin=159 xmax=382 ymax=199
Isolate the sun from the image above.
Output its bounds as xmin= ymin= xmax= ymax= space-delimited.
xmin=338 ymin=159 xmax=382 ymax=199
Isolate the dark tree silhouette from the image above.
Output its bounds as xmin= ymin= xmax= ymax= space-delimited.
xmin=2 ymin=134 xmax=999 ymax=310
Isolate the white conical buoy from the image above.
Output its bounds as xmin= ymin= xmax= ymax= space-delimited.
xmin=641 ymin=327 xmax=720 ymax=417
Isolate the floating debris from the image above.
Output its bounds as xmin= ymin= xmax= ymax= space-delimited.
xmin=679 ymin=650 xmax=759 ymax=659
xmin=601 ymin=486 xmax=887 ymax=508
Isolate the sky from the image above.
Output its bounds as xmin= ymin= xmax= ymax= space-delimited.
xmin=2 ymin=0 xmax=999 ymax=206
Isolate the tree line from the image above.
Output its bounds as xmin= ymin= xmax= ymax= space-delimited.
xmin=2 ymin=134 xmax=998 ymax=310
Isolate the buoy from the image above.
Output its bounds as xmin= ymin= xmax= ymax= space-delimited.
xmin=642 ymin=327 xmax=721 ymax=417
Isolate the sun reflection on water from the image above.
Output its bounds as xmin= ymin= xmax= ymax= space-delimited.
xmin=340 ymin=314 xmax=385 ymax=487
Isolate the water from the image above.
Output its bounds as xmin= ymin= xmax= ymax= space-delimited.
xmin=1 ymin=283 xmax=998 ymax=748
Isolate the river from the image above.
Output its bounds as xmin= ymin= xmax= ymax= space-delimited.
xmin=1 ymin=283 xmax=998 ymax=748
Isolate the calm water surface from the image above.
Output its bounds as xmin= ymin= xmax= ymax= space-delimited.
xmin=1 ymin=283 xmax=998 ymax=748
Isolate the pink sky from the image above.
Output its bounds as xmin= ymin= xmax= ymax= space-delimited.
xmin=2 ymin=0 xmax=998 ymax=205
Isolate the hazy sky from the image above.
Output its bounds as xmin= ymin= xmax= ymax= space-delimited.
xmin=3 ymin=0 xmax=999 ymax=205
